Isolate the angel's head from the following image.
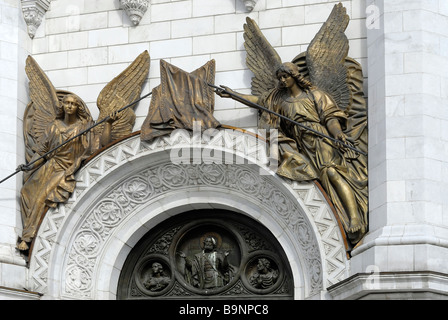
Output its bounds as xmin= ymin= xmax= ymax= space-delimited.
xmin=57 ymin=94 xmax=91 ymax=123
xmin=276 ymin=62 xmax=312 ymax=91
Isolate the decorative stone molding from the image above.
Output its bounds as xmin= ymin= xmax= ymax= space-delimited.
xmin=241 ymin=0 xmax=258 ymax=12
xmin=286 ymin=180 xmax=349 ymax=287
xmin=119 ymin=0 xmax=150 ymax=26
xmin=21 ymin=0 xmax=51 ymax=38
xmin=27 ymin=128 xmax=347 ymax=299
xmin=328 ymin=271 xmax=448 ymax=300
xmin=0 ymin=287 xmax=41 ymax=300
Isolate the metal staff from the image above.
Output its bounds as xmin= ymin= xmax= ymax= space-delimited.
xmin=209 ymin=83 xmax=367 ymax=157
xmin=0 ymin=91 xmax=153 ymax=185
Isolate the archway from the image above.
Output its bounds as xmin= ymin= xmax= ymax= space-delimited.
xmin=27 ymin=128 xmax=348 ymax=299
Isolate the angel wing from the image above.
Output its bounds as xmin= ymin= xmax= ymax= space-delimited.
xmin=23 ymin=55 xmax=60 ymax=163
xmin=243 ymin=17 xmax=282 ymax=96
xmin=95 ymin=50 xmax=150 ymax=141
xmin=301 ymin=3 xmax=351 ymax=111
xmin=292 ymin=4 xmax=367 ymax=152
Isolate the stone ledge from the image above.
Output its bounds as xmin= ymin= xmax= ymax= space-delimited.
xmin=0 ymin=244 xmax=27 ymax=266
xmin=352 ymin=224 xmax=448 ymax=257
xmin=0 ymin=286 xmax=41 ymax=300
xmin=328 ymin=271 xmax=448 ymax=300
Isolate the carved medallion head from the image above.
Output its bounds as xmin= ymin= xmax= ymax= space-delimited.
xmin=200 ymin=232 xmax=222 ymax=251
xmin=202 ymin=236 xmax=217 ymax=252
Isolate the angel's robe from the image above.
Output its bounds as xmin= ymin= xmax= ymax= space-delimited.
xmin=259 ymin=87 xmax=368 ymax=238
xmin=20 ymin=119 xmax=92 ymax=243
xmin=141 ymin=59 xmax=220 ymax=141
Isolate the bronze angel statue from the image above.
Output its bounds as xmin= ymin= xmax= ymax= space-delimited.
xmin=17 ymin=51 xmax=150 ymax=251
xmin=217 ymin=3 xmax=368 ymax=245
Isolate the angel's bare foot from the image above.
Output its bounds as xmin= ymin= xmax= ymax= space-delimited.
xmin=348 ymin=217 xmax=362 ymax=233
xmin=17 ymin=240 xmax=29 ymax=251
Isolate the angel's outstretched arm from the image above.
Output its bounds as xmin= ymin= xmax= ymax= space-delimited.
xmin=99 ymin=119 xmax=113 ymax=148
xmin=327 ymin=118 xmax=346 ymax=141
xmin=215 ymin=85 xmax=260 ymax=106
xmin=98 ymin=111 xmax=121 ymax=147
xmin=16 ymin=157 xmax=45 ymax=173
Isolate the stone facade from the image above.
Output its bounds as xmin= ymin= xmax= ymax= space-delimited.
xmin=0 ymin=0 xmax=32 ymax=297
xmin=0 ymin=0 xmax=447 ymax=300
xmin=332 ymin=0 xmax=448 ymax=299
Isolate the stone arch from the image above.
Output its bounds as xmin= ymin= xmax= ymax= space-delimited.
xmin=27 ymin=128 xmax=349 ymax=299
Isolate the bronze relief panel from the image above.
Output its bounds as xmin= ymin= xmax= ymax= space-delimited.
xmin=117 ymin=210 xmax=293 ymax=300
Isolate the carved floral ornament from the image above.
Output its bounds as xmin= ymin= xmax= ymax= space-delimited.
xmin=21 ymin=0 xmax=50 ymax=39
xmin=242 ymin=0 xmax=258 ymax=11
xmin=119 ymin=0 xmax=150 ymax=26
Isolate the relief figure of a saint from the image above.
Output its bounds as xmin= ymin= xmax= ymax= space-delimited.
xmin=179 ymin=235 xmax=235 ymax=290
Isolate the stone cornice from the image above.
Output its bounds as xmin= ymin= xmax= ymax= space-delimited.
xmin=328 ymin=271 xmax=448 ymax=300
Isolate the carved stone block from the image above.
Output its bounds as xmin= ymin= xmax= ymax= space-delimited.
xmin=21 ymin=0 xmax=51 ymax=38
xmin=119 ymin=0 xmax=150 ymax=26
xmin=241 ymin=0 xmax=258 ymax=12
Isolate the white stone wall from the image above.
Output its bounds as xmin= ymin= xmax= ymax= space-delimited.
xmin=30 ymin=0 xmax=367 ymax=131
xmin=341 ymin=0 xmax=448 ymax=299
xmin=0 ymin=0 xmax=30 ymax=269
